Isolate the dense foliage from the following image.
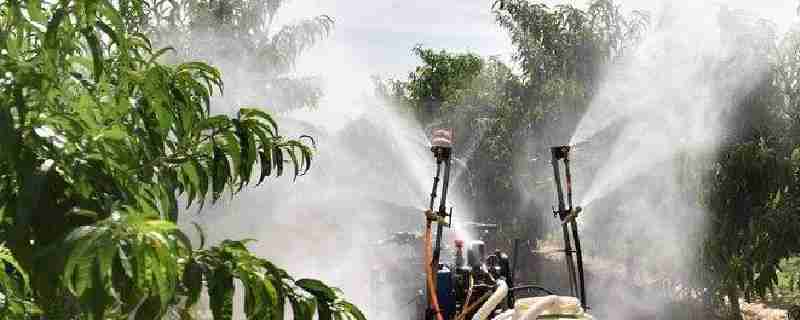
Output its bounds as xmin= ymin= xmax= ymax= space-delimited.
xmin=0 ymin=0 xmax=361 ymax=319
xmin=700 ymin=14 xmax=800 ymax=315
xmin=146 ymin=0 xmax=333 ymax=111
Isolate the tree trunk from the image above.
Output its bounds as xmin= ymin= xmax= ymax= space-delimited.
xmin=769 ymin=285 xmax=776 ymax=301
xmin=727 ymin=286 xmax=743 ymax=320
xmin=744 ymin=268 xmax=753 ymax=303
xmin=743 ymin=286 xmax=751 ymax=303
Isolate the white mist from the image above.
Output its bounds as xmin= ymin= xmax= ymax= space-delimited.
xmin=568 ymin=1 xmax=775 ymax=318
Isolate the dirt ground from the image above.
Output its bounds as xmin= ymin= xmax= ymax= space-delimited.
xmin=527 ymin=240 xmax=793 ymax=320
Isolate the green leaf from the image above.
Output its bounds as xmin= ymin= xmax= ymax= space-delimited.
xmin=0 ymin=245 xmax=30 ymax=295
xmin=118 ymin=246 xmax=134 ymax=279
xmin=242 ymin=274 xmax=276 ymax=319
xmin=251 ymin=125 xmax=276 ymax=185
xmin=273 ymin=145 xmax=284 ymax=177
xmin=296 ymin=278 xmax=336 ymax=302
xmin=43 ymin=7 xmax=67 ymax=51
xmin=286 ymin=145 xmax=300 ymax=180
xmin=288 ymin=293 xmax=317 ymax=320
xmin=208 ymin=268 xmax=234 ymax=320
xmin=257 ymin=150 xmax=273 ymax=185
xmin=243 ymin=282 xmax=258 ymax=317
xmin=261 ymin=277 xmax=279 ymax=317
xmin=86 ymin=256 xmax=112 ymax=320
xmin=15 ymin=168 xmax=46 ymax=235
xmin=239 ymin=108 xmax=278 ymax=135
xmin=221 ymin=131 xmax=242 ymax=189
xmin=150 ymin=237 xmax=177 ymax=307
xmin=191 ymin=222 xmax=206 ymax=249
xmin=234 ymin=119 xmax=257 ymax=189
xmin=148 ymin=46 xmax=176 ymax=65
xmin=96 ymin=241 xmax=116 ymax=291
xmin=0 ymin=106 xmax=19 ymax=162
xmin=27 ymin=0 xmax=47 ymax=22
xmin=135 ymin=295 xmax=164 ymax=320
xmin=340 ymin=301 xmax=366 ymax=320
xmin=95 ymin=19 xmax=120 ymax=45
xmin=81 ymin=27 xmax=104 ymax=82
xmin=182 ymin=259 xmax=203 ymax=308
xmin=181 ymin=160 xmax=200 ymax=207
xmin=63 ymin=226 xmax=102 ymax=295
xmin=211 ymin=144 xmax=230 ymax=202
xmin=273 ymin=285 xmax=287 ymax=320
xmin=195 ymin=160 xmax=210 ymax=209
xmin=318 ymin=303 xmax=333 ymax=320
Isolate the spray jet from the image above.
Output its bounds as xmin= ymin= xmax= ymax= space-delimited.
xmin=550 ymin=145 xmax=588 ymax=309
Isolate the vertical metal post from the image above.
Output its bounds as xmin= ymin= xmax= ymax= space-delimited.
xmin=508 ymin=238 xmax=521 ymax=308
xmin=425 ymin=128 xmax=454 ymax=320
xmin=425 ymin=161 xmax=442 ymax=320
xmin=432 ymin=151 xmax=451 ymax=267
xmin=429 ymin=161 xmax=442 ymax=212
xmin=551 ymin=147 xmax=578 ymax=297
xmin=563 ymin=157 xmax=587 ymax=309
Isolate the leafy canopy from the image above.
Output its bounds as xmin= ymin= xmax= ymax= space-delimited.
xmin=0 ymin=0 xmax=361 ymax=319
xmin=148 ymin=0 xmax=335 ymax=111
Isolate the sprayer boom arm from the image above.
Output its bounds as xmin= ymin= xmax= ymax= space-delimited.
xmin=550 ymin=145 xmax=588 ymax=309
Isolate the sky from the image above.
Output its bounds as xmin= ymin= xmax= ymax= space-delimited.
xmin=276 ymin=0 xmax=800 ymax=80
xmin=276 ymin=0 xmax=509 ymax=78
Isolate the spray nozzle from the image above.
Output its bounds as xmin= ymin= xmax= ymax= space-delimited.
xmin=552 ymin=206 xmax=583 ymax=223
xmin=431 ymin=128 xmax=454 ymax=162
xmin=437 ymin=206 xmax=453 ymax=227
xmin=431 ymin=146 xmax=452 ymax=163
xmin=424 ymin=207 xmax=453 ymax=226
xmin=560 ymin=206 xmax=583 ymax=225
xmin=551 ymin=145 xmax=571 ymax=160
xmin=424 ymin=209 xmax=437 ymax=222
xmin=431 ymin=128 xmax=454 ymax=148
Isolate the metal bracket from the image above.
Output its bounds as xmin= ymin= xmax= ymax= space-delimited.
xmin=437 ymin=207 xmax=453 ymax=227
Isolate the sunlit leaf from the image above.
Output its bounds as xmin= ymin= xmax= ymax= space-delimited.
xmin=208 ymin=268 xmax=233 ymax=320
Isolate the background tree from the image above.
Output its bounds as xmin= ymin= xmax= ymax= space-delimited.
xmin=144 ymin=0 xmax=333 ymax=112
xmin=0 ymin=1 xmax=362 ymax=319
xmin=402 ymin=46 xmax=483 ymax=122
xmin=382 ymin=0 xmax=648 ymax=248
xmin=700 ymin=15 xmax=800 ymax=318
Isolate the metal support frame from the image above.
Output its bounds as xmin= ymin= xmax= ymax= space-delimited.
xmin=431 ymin=146 xmax=453 ymax=267
xmin=425 ymin=131 xmax=455 ymax=320
xmin=550 ymin=146 xmax=588 ymax=309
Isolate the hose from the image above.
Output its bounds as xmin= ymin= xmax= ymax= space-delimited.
xmin=490 ymin=310 xmax=514 ymax=320
xmin=517 ymin=295 xmax=558 ymax=320
xmin=471 ymin=279 xmax=508 ymax=320
xmin=424 ymin=218 xmax=445 ymax=320
xmin=455 ymin=290 xmax=492 ymax=320
xmin=456 ymin=275 xmax=475 ymax=320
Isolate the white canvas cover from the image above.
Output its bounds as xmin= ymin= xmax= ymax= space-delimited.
xmin=491 ymin=296 xmax=593 ymax=320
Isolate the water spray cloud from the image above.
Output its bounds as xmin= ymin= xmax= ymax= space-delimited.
xmin=568 ymin=2 xmax=775 ymax=318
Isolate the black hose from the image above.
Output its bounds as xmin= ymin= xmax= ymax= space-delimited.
xmin=510 ymin=285 xmax=556 ymax=296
